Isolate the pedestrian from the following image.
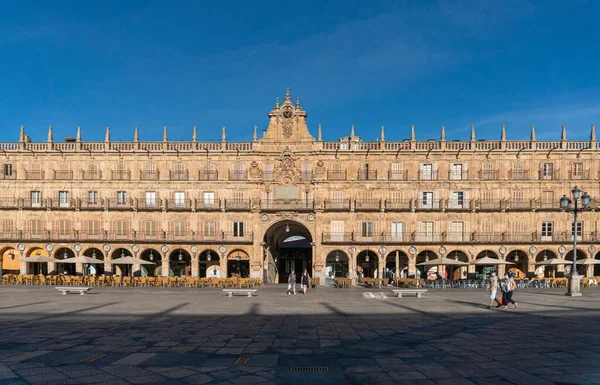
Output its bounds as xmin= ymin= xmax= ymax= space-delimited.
xmin=288 ymin=270 xmax=296 ymax=295
xmin=485 ymin=271 xmax=500 ymax=308
xmin=506 ymin=271 xmax=518 ymax=308
xmin=301 ymin=270 xmax=310 ymax=295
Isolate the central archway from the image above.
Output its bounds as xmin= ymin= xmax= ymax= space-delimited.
xmin=263 ymin=220 xmax=313 ymax=284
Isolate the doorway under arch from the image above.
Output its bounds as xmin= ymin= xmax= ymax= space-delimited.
xmin=356 ymin=249 xmax=378 ymax=278
xmin=169 ymin=249 xmax=191 ymax=277
xmin=54 ymin=247 xmax=76 ymax=275
xmin=139 ymin=248 xmax=161 ymax=276
xmin=82 ymin=248 xmax=105 ymax=275
xmin=199 ymin=249 xmax=220 ymax=278
xmin=326 ymin=250 xmax=349 ymax=282
xmin=263 ymin=220 xmax=313 ymax=284
xmin=227 ymin=250 xmax=250 ymax=278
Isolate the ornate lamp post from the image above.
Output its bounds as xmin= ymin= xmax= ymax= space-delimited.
xmin=560 ymin=186 xmax=591 ymax=297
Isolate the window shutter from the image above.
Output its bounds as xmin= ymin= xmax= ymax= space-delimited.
xmin=464 ymin=191 xmax=469 ymax=207
xmin=433 ymin=191 xmax=439 ymax=208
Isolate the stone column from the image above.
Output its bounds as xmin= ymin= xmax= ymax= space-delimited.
xmin=0 ymin=255 xmax=3 ymax=278
xmin=104 ymin=261 xmax=112 ymax=275
xmin=497 ymin=264 xmax=505 ymax=277
xmin=408 ymin=260 xmax=416 ymax=278
xmin=76 ymin=263 xmax=83 ymax=276
xmin=191 ymin=256 xmax=199 ymax=277
xmin=161 ymin=255 xmax=169 ymax=277
xmin=220 ymin=254 xmax=226 ymax=278
xmin=395 ymin=251 xmax=400 ymax=279
xmin=348 ymin=252 xmax=355 ymax=281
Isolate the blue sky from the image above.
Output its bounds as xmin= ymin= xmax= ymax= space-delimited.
xmin=0 ymin=0 xmax=599 ymax=143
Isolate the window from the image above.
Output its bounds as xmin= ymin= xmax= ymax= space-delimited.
xmin=450 ymin=164 xmax=463 ymax=180
xmin=31 ymin=191 xmax=41 ymax=204
xmin=421 ymin=164 xmax=433 ymax=180
xmin=451 ymin=191 xmax=464 ymax=207
xmin=264 ymin=164 xmax=273 ymax=181
xmin=233 ymin=163 xmax=245 ymax=179
xmin=391 ymin=222 xmax=403 ymax=238
xmin=144 ymin=221 xmax=157 ymax=237
xmin=542 ymin=163 xmax=553 ymax=178
xmin=572 ymin=221 xmax=583 ymax=240
xmin=145 ymin=192 xmax=156 ymax=206
xmin=58 ymin=220 xmax=70 ymax=236
xmin=88 ymin=191 xmax=98 ymax=204
xmin=361 ymin=221 xmax=373 ymax=237
xmin=174 ymin=221 xmax=186 ymax=236
xmin=573 ymin=162 xmax=584 ymax=178
xmin=117 ymin=191 xmax=127 ymax=204
xmin=422 ymin=221 xmax=433 ymax=238
xmin=233 ymin=222 xmax=244 ymax=237
xmin=116 ymin=221 xmax=128 ymax=236
xmin=541 ymin=191 xmax=554 ymax=207
xmin=541 ymin=221 xmax=553 ymax=240
xmin=449 ymin=221 xmax=464 ymax=241
xmin=204 ymin=192 xmax=215 ymax=205
xmin=203 ymin=221 xmax=216 ymax=236
xmin=302 ymin=163 xmax=312 ymax=180
xmin=330 ymin=221 xmax=344 ymax=241
xmin=3 ymin=164 xmax=13 ymax=176
xmin=174 ymin=192 xmax=185 ymax=206
xmin=331 ymin=191 xmax=344 ymax=202
xmin=2 ymin=219 xmax=13 ymax=232
xmin=422 ymin=192 xmax=433 ymax=208
xmin=31 ymin=220 xmax=42 ymax=236
xmin=87 ymin=221 xmax=100 ymax=235
xmin=59 ymin=191 xmax=69 ymax=207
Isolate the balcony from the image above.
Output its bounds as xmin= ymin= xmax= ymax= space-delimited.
xmin=416 ymin=199 xmax=442 ymax=210
xmin=446 ymin=199 xmax=471 ymax=210
xmin=0 ymin=198 xmax=17 ymax=208
xmin=448 ymin=170 xmax=469 ymax=180
xmin=357 ymin=170 xmax=377 ymax=181
xmin=539 ymin=169 xmax=560 ymax=180
xmin=53 ymin=170 xmax=73 ymax=180
xmin=388 ymin=170 xmax=408 ymax=180
xmin=82 ymin=170 xmax=102 ymax=180
xmin=105 ymin=198 xmax=133 ymax=210
xmin=199 ymin=170 xmax=219 ymax=181
xmin=25 ymin=170 xmax=45 ymax=180
xmin=503 ymin=199 xmax=532 ymax=210
xmin=140 ymin=170 xmax=160 ymax=181
xmin=229 ymin=170 xmax=247 ymax=181
xmin=327 ymin=170 xmax=347 ymax=181
xmin=47 ymin=198 xmax=75 ymax=209
xmin=384 ymin=199 xmax=412 ymax=211
xmin=354 ymin=199 xmax=380 ymax=211
xmin=169 ymin=170 xmax=189 ymax=181
xmin=0 ymin=231 xmax=24 ymax=241
xmin=165 ymin=199 xmax=192 ymax=210
xmin=195 ymin=199 xmax=220 ymax=211
xmin=78 ymin=198 xmax=103 ymax=210
xmin=478 ymin=170 xmax=499 ymax=180
xmin=111 ymin=170 xmax=131 ymax=180
xmin=224 ymin=199 xmax=250 ymax=211
xmin=322 ymin=232 xmax=354 ymax=243
xmin=474 ymin=200 xmax=502 ymax=210
xmin=534 ymin=199 xmax=558 ymax=210
xmin=300 ymin=171 xmax=312 ymax=181
xmin=21 ymin=198 xmax=46 ymax=209
xmin=569 ymin=169 xmax=591 ymax=180
xmin=418 ymin=170 xmax=437 ymax=180
xmin=260 ymin=199 xmax=314 ymax=212
xmin=324 ymin=199 xmax=351 ymax=211
xmin=136 ymin=199 xmax=162 ymax=210
xmin=0 ymin=170 xmax=17 ymax=180
xmin=509 ymin=169 xmax=530 ymax=180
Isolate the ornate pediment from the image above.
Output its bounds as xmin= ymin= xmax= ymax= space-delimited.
xmin=261 ymin=89 xmax=315 ymax=144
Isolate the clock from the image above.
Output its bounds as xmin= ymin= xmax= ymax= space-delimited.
xmin=103 ymin=244 xmax=111 ymax=252
xmin=74 ymin=244 xmax=82 ymax=253
xmin=282 ymin=107 xmax=293 ymax=119
xmin=18 ymin=243 xmax=26 ymax=251
xmin=219 ymin=245 xmax=227 ymax=254
xmin=191 ymin=245 xmax=199 ymax=254
xmin=132 ymin=244 xmax=140 ymax=253
xmin=161 ymin=245 xmax=169 ymax=253
xmin=44 ymin=243 xmax=53 ymax=252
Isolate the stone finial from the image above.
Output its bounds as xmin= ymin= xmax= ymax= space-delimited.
xmin=275 ymin=97 xmax=280 ymax=108
xmin=470 ymin=125 xmax=475 ymax=141
xmin=296 ymin=97 xmax=300 ymax=109
xmin=253 ymin=125 xmax=258 ymax=141
xmin=192 ymin=126 xmax=197 ymax=142
xmin=440 ymin=125 xmax=446 ymax=141
xmin=410 ymin=125 xmax=415 ymax=141
xmin=531 ymin=125 xmax=536 ymax=141
xmin=47 ymin=125 xmax=53 ymax=142
xmin=381 ymin=126 xmax=385 ymax=141
xmin=561 ymin=125 xmax=567 ymax=141
xmin=134 ymin=126 xmax=139 ymax=142
xmin=221 ymin=126 xmax=226 ymax=142
xmin=76 ymin=126 xmax=82 ymax=142
xmin=285 ymin=88 xmax=291 ymax=102
xmin=163 ymin=126 xmax=168 ymax=142
xmin=350 ymin=125 xmax=355 ymax=137
xmin=105 ymin=126 xmax=110 ymax=142
xmin=501 ymin=125 xmax=506 ymax=141
xmin=318 ymin=124 xmax=322 ymax=141
xmin=19 ymin=125 xmax=25 ymax=142
xmin=591 ymin=125 xmax=596 ymax=141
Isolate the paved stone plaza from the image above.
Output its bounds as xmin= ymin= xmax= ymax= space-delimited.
xmin=0 ymin=285 xmax=599 ymax=385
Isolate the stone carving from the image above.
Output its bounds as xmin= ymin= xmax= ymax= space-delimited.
xmin=249 ymin=161 xmax=261 ymax=179
xmin=314 ymin=160 xmax=326 ymax=179
xmin=274 ymin=151 xmax=299 ymax=184
xmin=282 ymin=122 xmax=293 ymax=138
xmin=275 ymin=211 xmax=298 ymax=220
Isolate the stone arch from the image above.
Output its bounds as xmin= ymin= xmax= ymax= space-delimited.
xmin=0 ymin=246 xmax=20 ymax=275
xmin=474 ymin=250 xmax=500 ymax=277
xmin=356 ymin=249 xmax=379 ymax=278
xmin=445 ymin=249 xmax=469 ymax=280
xmin=199 ymin=249 xmax=220 ymax=278
xmin=325 ymin=249 xmax=349 ymax=280
xmin=110 ymin=248 xmax=133 ymax=276
xmin=415 ymin=250 xmax=438 ymax=279
xmin=565 ymin=249 xmax=587 ymax=276
xmin=54 ymin=247 xmax=76 ymax=275
xmin=263 ymin=219 xmax=313 ymax=284
xmin=227 ymin=249 xmax=250 ymax=278
xmin=139 ymin=248 xmax=161 ymax=277
xmin=505 ymin=249 xmax=529 ymax=278
xmin=169 ymin=248 xmax=192 ymax=277
xmin=384 ymin=250 xmax=409 ymax=279
xmin=82 ymin=247 xmax=105 ymax=275
xmin=535 ymin=250 xmax=559 ymax=278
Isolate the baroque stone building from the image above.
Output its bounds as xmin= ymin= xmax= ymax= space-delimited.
xmin=1 ymin=89 xmax=600 ymax=282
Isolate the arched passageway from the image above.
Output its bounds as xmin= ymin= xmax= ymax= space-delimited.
xmin=415 ymin=250 xmax=438 ymax=279
xmin=535 ymin=250 xmax=559 ymax=278
xmin=445 ymin=250 xmax=469 ymax=280
xmin=506 ymin=250 xmax=528 ymax=278
xmin=111 ymin=248 xmax=132 ymax=276
xmin=227 ymin=250 xmax=250 ymax=278
xmin=199 ymin=249 xmax=220 ymax=278
xmin=263 ymin=220 xmax=313 ymax=284
xmin=139 ymin=249 xmax=161 ymax=277
xmin=356 ymin=250 xmax=378 ymax=278
xmin=82 ymin=248 xmax=105 ymax=275
xmin=54 ymin=248 xmax=76 ymax=275
xmin=169 ymin=249 xmax=191 ymax=277
xmin=325 ymin=250 xmax=349 ymax=282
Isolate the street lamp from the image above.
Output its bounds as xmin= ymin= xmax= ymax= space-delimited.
xmin=560 ymin=186 xmax=591 ymax=297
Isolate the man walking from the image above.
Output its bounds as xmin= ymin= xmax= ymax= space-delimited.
xmin=288 ymin=270 xmax=297 ymax=295
xmin=485 ymin=271 xmax=500 ymax=308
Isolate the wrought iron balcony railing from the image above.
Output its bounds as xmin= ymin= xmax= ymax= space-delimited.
xmin=418 ymin=170 xmax=437 ymax=180
xmin=569 ymin=169 xmax=591 ymax=180
xmin=169 ymin=170 xmax=189 ymax=181
xmin=509 ymin=169 xmax=530 ymax=180
xmin=354 ymin=199 xmax=380 ymax=211
xmin=111 ymin=170 xmax=131 ymax=180
xmin=478 ymin=170 xmax=499 ymax=180
xmin=327 ymin=170 xmax=347 ymax=181
xmin=199 ymin=170 xmax=218 ymax=181
xmin=448 ymin=170 xmax=469 ymax=180
xmin=357 ymin=170 xmax=377 ymax=181
xmin=140 ymin=170 xmax=160 ymax=181
xmin=388 ymin=170 xmax=408 ymax=180
xmin=324 ymin=199 xmax=351 ymax=211
xmin=224 ymin=199 xmax=250 ymax=210
xmin=82 ymin=170 xmax=102 ymax=180
xmin=229 ymin=170 xmax=248 ymax=181
xmin=195 ymin=199 xmax=220 ymax=211
xmin=53 ymin=170 xmax=73 ymax=180
xmin=25 ymin=170 xmax=45 ymax=180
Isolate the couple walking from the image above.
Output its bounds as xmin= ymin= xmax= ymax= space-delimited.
xmin=287 ymin=270 xmax=310 ymax=295
xmin=485 ymin=271 xmax=518 ymax=309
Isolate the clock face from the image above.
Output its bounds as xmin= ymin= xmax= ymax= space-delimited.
xmin=282 ymin=107 xmax=293 ymax=119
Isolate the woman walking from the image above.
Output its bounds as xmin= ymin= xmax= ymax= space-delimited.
xmin=506 ymin=271 xmax=518 ymax=308
xmin=301 ymin=270 xmax=310 ymax=295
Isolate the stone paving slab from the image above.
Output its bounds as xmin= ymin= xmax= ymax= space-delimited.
xmin=1 ymin=285 xmax=600 ymax=384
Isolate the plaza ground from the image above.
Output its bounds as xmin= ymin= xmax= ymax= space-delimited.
xmin=0 ymin=285 xmax=599 ymax=385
